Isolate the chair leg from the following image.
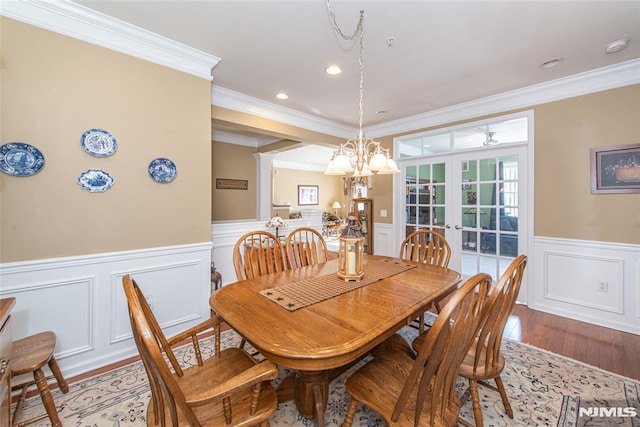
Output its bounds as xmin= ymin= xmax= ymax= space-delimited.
xmin=495 ymin=375 xmax=513 ymax=418
xmin=48 ymin=356 xmax=69 ymax=393
xmin=343 ymin=399 xmax=359 ymax=427
xmin=33 ymin=368 xmax=63 ymax=427
xmin=468 ymin=379 xmax=484 ymax=427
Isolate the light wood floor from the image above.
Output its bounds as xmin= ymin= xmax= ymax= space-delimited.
xmin=60 ymin=305 xmax=640 ymax=388
xmin=505 ymin=304 xmax=640 ymax=380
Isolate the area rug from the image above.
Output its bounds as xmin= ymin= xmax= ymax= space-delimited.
xmin=12 ymin=324 xmax=639 ymax=426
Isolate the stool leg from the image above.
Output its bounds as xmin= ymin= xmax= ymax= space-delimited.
xmin=48 ymin=356 xmax=69 ymax=393
xmin=33 ymin=368 xmax=63 ymax=427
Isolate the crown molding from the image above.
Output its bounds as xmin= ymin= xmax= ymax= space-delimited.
xmin=366 ymin=59 xmax=640 ymax=138
xmin=212 ymin=86 xmax=356 ymax=139
xmin=0 ymin=0 xmax=220 ymax=80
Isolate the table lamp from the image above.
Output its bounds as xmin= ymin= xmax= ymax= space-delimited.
xmin=266 ymin=215 xmax=287 ymax=238
xmin=332 ymin=201 xmax=342 ymax=217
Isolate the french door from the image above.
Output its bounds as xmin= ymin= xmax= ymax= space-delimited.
xmin=398 ymin=145 xmax=529 ymax=302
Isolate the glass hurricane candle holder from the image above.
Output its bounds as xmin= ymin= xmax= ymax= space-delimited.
xmin=337 ymin=236 xmax=364 ymax=281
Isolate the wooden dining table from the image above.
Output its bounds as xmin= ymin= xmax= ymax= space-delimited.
xmin=210 ymin=255 xmax=461 ymax=427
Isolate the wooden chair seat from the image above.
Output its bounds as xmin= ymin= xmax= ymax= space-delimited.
xmin=148 ymin=347 xmax=278 ymax=426
xmin=458 ymin=340 xmax=506 ymax=379
xmin=11 ymin=331 xmax=69 ymax=427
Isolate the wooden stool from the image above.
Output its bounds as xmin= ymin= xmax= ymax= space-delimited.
xmin=11 ymin=331 xmax=69 ymax=427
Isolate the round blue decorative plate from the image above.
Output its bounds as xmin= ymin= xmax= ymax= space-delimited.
xmin=148 ymin=158 xmax=177 ymax=183
xmin=77 ymin=168 xmax=115 ymax=192
xmin=81 ymin=128 xmax=117 ymax=157
xmin=0 ymin=142 xmax=45 ymax=176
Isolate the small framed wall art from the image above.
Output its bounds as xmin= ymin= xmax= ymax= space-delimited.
xmin=590 ymin=143 xmax=640 ymax=194
xmin=298 ymin=185 xmax=319 ymax=206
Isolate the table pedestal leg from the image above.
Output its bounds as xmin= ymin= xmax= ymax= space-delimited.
xmin=295 ymin=370 xmax=329 ymax=426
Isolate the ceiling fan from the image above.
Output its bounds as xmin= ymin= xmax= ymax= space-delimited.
xmin=483 ymin=131 xmax=499 ymax=146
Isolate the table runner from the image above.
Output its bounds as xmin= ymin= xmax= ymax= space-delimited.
xmin=259 ymin=259 xmax=416 ymax=311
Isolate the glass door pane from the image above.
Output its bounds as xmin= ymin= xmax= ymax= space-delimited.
xmin=460 ymin=153 xmax=521 ymax=283
xmin=404 ymin=161 xmax=447 ymax=242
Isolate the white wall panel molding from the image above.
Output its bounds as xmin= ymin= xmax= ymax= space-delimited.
xmin=532 ymin=236 xmax=639 ymax=335
xmin=0 ymin=242 xmax=212 ymax=378
xmin=110 ymin=260 xmax=204 ymax=344
xmin=0 ymin=0 xmax=220 ymax=80
xmin=6 ymin=276 xmax=96 ymax=359
xmin=373 ymin=223 xmax=395 ymax=258
xmin=542 ymin=251 xmax=624 ymax=314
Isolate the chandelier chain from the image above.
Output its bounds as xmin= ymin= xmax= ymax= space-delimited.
xmin=326 ymin=0 xmax=365 ymax=132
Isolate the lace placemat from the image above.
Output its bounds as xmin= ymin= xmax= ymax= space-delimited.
xmin=259 ymin=259 xmax=416 ymax=311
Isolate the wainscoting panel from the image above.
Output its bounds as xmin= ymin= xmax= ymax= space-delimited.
xmin=543 ymin=251 xmax=624 ymax=313
xmin=5 ymin=276 xmax=95 ymax=358
xmin=373 ymin=222 xmax=395 ymax=257
xmin=533 ymin=237 xmax=639 ymax=335
xmin=0 ymin=242 xmax=212 ymax=378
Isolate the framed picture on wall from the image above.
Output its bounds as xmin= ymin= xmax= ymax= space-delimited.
xmin=590 ymin=143 xmax=640 ymax=194
xmin=298 ymin=185 xmax=319 ymax=205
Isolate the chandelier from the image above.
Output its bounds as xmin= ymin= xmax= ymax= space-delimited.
xmin=323 ymin=1 xmax=400 ymax=177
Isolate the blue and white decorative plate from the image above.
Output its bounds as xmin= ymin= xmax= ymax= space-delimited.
xmin=0 ymin=142 xmax=45 ymax=176
xmin=77 ymin=168 xmax=115 ymax=192
xmin=148 ymin=158 xmax=177 ymax=183
xmin=80 ymin=129 xmax=117 ymax=157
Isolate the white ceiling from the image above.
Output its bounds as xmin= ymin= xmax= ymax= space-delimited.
xmin=53 ymin=1 xmax=640 ymax=168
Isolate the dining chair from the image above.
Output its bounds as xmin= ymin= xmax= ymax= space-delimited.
xmin=285 ymin=227 xmax=329 ymax=269
xmin=122 ymin=274 xmax=279 ymax=427
xmin=399 ymin=229 xmax=453 ymax=333
xmin=10 ymin=331 xmax=69 ymax=427
xmin=411 ymin=255 xmax=527 ymax=427
xmin=343 ymin=272 xmax=492 ymax=427
xmin=460 ymin=255 xmax=528 ymax=426
xmin=232 ymin=230 xmax=288 ymax=280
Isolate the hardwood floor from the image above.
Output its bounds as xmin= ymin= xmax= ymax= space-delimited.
xmin=504 ymin=303 xmax=640 ymax=380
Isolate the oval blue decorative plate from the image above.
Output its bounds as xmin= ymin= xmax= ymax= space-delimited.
xmin=0 ymin=142 xmax=45 ymax=176
xmin=81 ymin=129 xmax=117 ymax=157
xmin=148 ymin=158 xmax=177 ymax=183
xmin=77 ymin=168 xmax=115 ymax=192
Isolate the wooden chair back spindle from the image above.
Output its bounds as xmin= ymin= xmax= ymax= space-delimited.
xmin=233 ymin=231 xmax=288 ymax=280
xmin=286 ymin=227 xmax=329 ymax=269
xmin=399 ymin=229 xmax=451 ymax=268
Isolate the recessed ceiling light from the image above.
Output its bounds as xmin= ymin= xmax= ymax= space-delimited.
xmin=276 ymin=92 xmax=288 ymax=100
xmin=540 ymin=58 xmax=563 ymax=69
xmin=606 ymin=38 xmax=630 ymax=54
xmin=325 ymin=65 xmax=342 ymax=75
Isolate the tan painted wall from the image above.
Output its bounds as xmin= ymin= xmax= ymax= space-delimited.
xmin=534 ymin=86 xmax=640 ymax=243
xmin=211 ymin=141 xmax=256 ymax=220
xmin=0 ymin=18 xmax=212 ymax=262
xmin=272 ymin=168 xmax=343 ymax=217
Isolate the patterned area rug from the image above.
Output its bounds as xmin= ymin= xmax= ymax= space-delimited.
xmin=13 ymin=322 xmax=640 ymax=426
